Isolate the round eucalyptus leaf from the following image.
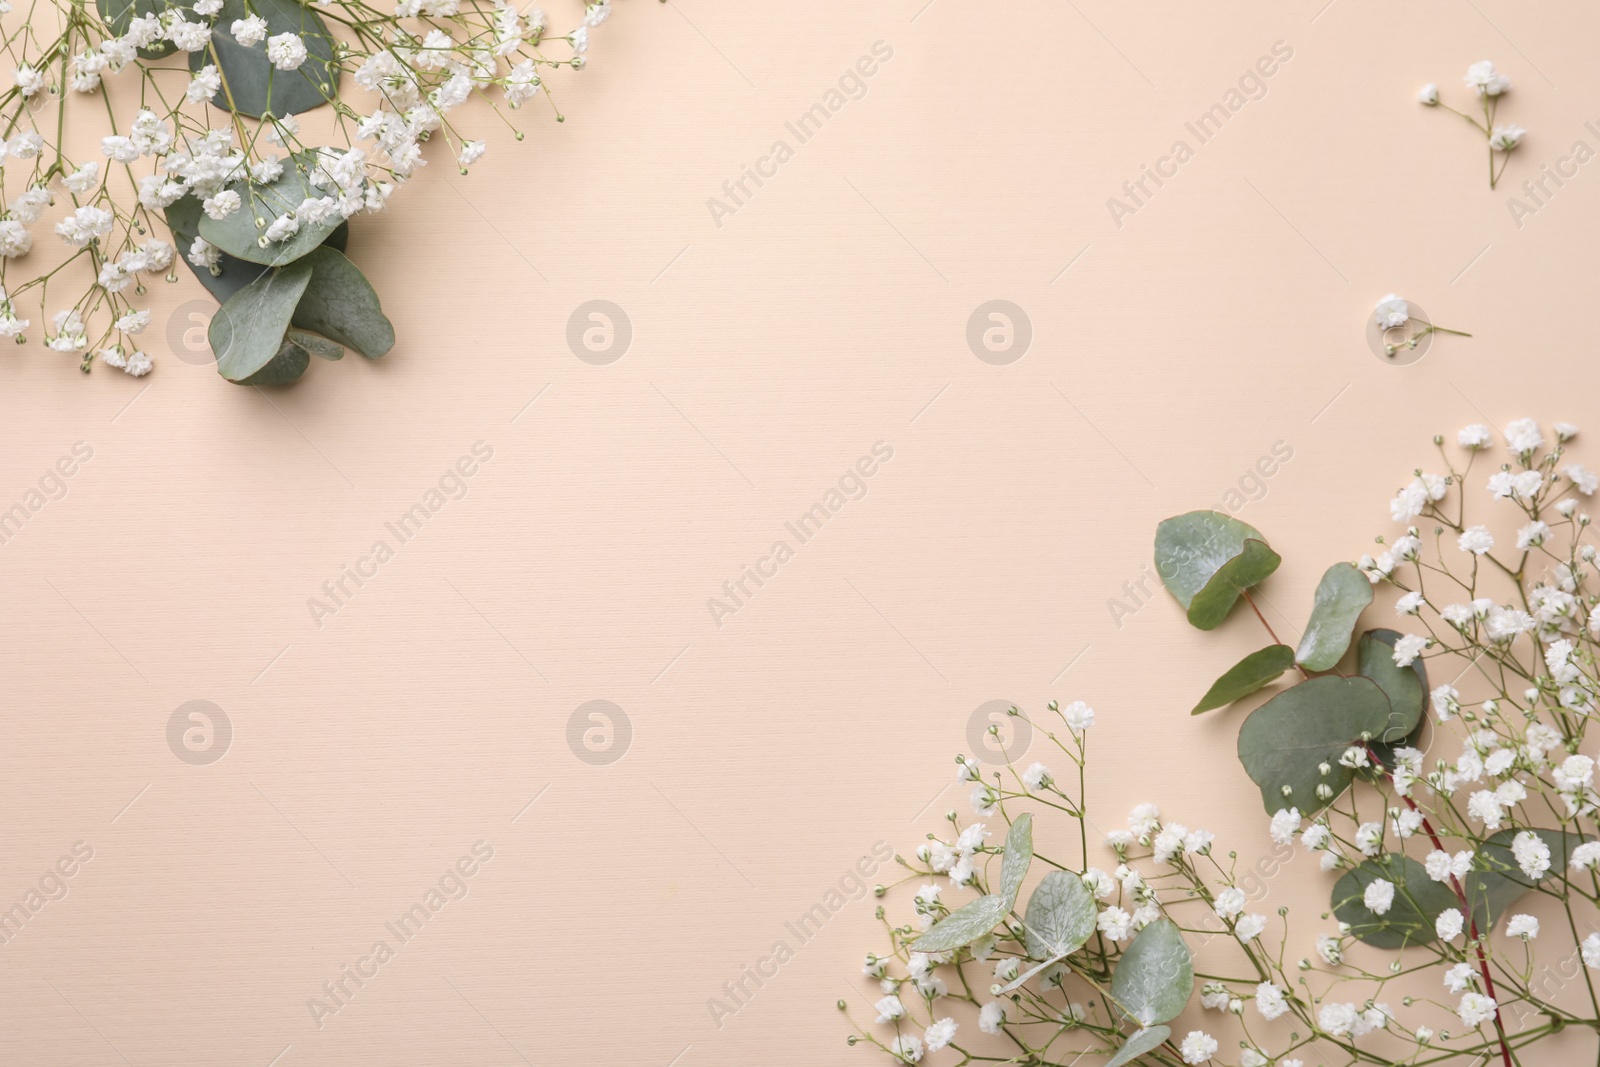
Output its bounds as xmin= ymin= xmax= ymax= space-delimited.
xmin=198 ymin=150 xmax=344 ymax=267
xmin=189 ymin=0 xmax=338 ymax=118
xmin=910 ymin=894 xmax=1009 ymax=953
xmin=1358 ymin=628 xmax=1426 ymax=766
xmin=1104 ymin=1026 xmax=1172 ymax=1067
xmin=1295 ymin=562 xmax=1374 ymax=670
xmin=167 ymin=195 xmax=348 ymax=303
xmin=1331 ymin=853 xmax=1455 ymax=949
xmin=1193 ymin=644 xmax=1295 ymax=714
xmin=1021 ymin=870 xmax=1096 ymax=960
xmin=209 ymin=259 xmax=314 ymax=382
xmin=1156 ymin=511 xmax=1266 ymax=608
xmin=288 ymin=329 xmax=344 ymax=360
xmin=1469 ymin=828 xmax=1594 ymax=932
xmin=1187 ymin=538 xmax=1281 ymax=630
xmin=1109 ymin=918 xmax=1192 ymax=1027
xmin=290 ymin=246 xmax=395 ymax=358
xmin=236 ymin=338 xmax=312 ymax=385
xmin=999 ymin=813 xmax=1033 ymax=907
xmin=1236 ymin=675 xmax=1402 ymax=814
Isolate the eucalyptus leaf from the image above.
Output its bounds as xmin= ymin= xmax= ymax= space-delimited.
xmin=291 ymin=246 xmax=395 ymax=358
xmin=1187 ymin=538 xmax=1281 ymax=630
xmin=1360 ymin=628 xmax=1428 ymax=767
xmin=198 ymin=150 xmax=344 ymax=267
xmin=237 ymin=338 xmax=311 ymax=385
xmin=1022 ymin=870 xmax=1096 ymax=960
xmin=190 ymin=0 xmax=338 ymax=118
xmin=1109 ymin=918 xmax=1192 ymax=1027
xmin=1236 ymin=675 xmax=1404 ymax=814
xmin=1155 ymin=511 xmax=1278 ymax=628
xmin=910 ymin=894 xmax=1009 ymax=953
xmin=1469 ymin=828 xmax=1594 ymax=932
xmin=1295 ymin=563 xmax=1374 ymax=670
xmin=1331 ymin=853 xmax=1454 ymax=949
xmin=1193 ymin=645 xmax=1295 ymax=714
xmin=209 ymin=260 xmax=314 ymax=382
xmin=168 ymin=194 xmax=347 ymax=303
xmin=999 ymin=814 xmax=1033 ymax=907
xmin=1104 ymin=1026 xmax=1172 ymax=1067
xmin=288 ymin=330 xmax=344 ymax=360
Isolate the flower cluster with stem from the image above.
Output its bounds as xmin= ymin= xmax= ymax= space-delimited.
xmin=1419 ymin=60 xmax=1524 ymax=190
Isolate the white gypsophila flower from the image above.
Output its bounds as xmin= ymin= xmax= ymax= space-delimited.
xmin=1425 ymin=849 xmax=1474 ymax=883
xmin=458 ymin=140 xmax=487 ymax=167
xmin=1512 ymin=831 xmax=1552 ymax=879
xmin=1363 ymin=879 xmax=1395 ymax=916
xmin=1445 ymin=962 xmax=1476 ymax=993
xmin=890 ymin=1035 xmax=923 ymax=1064
xmin=1083 ymin=867 xmax=1115 ymax=899
xmin=1319 ymin=1002 xmax=1358 ymax=1036
xmin=1179 ymin=1031 xmax=1218 ymax=1065
xmin=1213 ymin=887 xmax=1246 ymax=919
xmin=992 ymin=957 xmax=1018 ymax=983
xmin=1584 ymin=933 xmax=1600 ymax=969
xmin=1465 ymin=60 xmax=1511 ymax=96
xmin=1021 ymin=762 xmax=1050 ymax=791
xmin=1468 ymin=789 xmax=1506 ymax=829
xmin=114 ymin=309 xmax=149 ymax=334
xmin=1459 ymin=423 xmax=1493 ymax=448
xmin=1418 ymin=83 xmax=1439 ymax=105
xmin=168 ymin=19 xmax=213 ymax=52
xmin=1374 ymin=293 xmax=1409 ymax=329
xmin=1571 ymin=841 xmax=1600 ymax=871
xmin=1436 ymin=908 xmax=1464 ymax=940
xmin=1490 ymin=124 xmax=1526 ymax=152
xmin=1505 ymin=418 xmax=1544 ymax=453
xmin=1395 ymin=591 xmax=1425 ymax=616
xmin=232 ymin=14 xmax=268 ymax=45
xmin=1235 ymin=914 xmax=1267 ymax=941
xmin=1354 ymin=820 xmax=1383 ymax=855
xmin=978 ymin=1000 xmax=1005 ymax=1033
xmin=123 ymin=351 xmax=152 ymax=377
xmin=1062 ymin=700 xmax=1094 ymax=730
xmin=1458 ymin=992 xmax=1498 ymax=1029
xmin=1458 ymin=526 xmax=1494 ymax=554
xmin=186 ymin=63 xmax=221 ymax=103
xmin=194 ymin=0 xmax=222 ymax=14
xmin=1128 ymin=803 xmax=1160 ymax=837
xmin=266 ymin=32 xmax=309 ymax=70
xmin=13 ymin=64 xmax=46 ymax=97
xmin=1269 ymin=808 xmax=1300 ymax=845
xmin=1517 ymin=521 xmax=1550 ymax=548
xmin=1097 ymin=906 xmax=1133 ymax=942
xmin=203 ymin=190 xmax=242 ymax=220
xmin=924 ymin=1018 xmax=957 ymax=1051
xmin=1506 ymin=914 xmax=1539 ymax=940
xmin=55 ymin=205 xmax=114 ymax=247
xmin=62 ymin=161 xmax=99 ymax=194
xmin=0 ymin=219 xmax=32 ymax=258
xmin=1255 ymin=982 xmax=1289 ymax=1020
xmin=1566 ymin=464 xmax=1599 ymax=495
xmin=1392 ymin=633 xmax=1429 ymax=666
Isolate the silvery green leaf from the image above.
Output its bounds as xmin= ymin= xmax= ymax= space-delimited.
xmin=288 ymin=330 xmax=344 ymax=360
xmin=96 ymin=0 xmax=189 ymax=57
xmin=1359 ymin=628 xmax=1426 ymax=766
xmin=1192 ymin=645 xmax=1295 ymax=714
xmin=999 ymin=813 xmax=1033 ymax=907
xmin=236 ymin=338 xmax=311 ymax=385
xmin=198 ymin=150 xmax=343 ymax=267
xmin=1154 ymin=512 xmax=1280 ymax=630
xmin=1109 ymin=918 xmax=1192 ymax=1027
xmin=997 ymin=952 xmax=1067 ymax=995
xmin=191 ymin=0 xmax=338 ymax=118
xmin=291 ymin=246 xmax=395 ymax=358
xmin=209 ymin=260 xmax=313 ymax=382
xmin=1022 ymin=870 xmax=1096 ymax=959
xmin=1104 ymin=1026 xmax=1172 ymax=1067
xmin=909 ymin=894 xmax=1008 ymax=952
xmin=1296 ymin=562 xmax=1374 ymax=670
xmin=167 ymin=194 xmax=348 ymax=304
xmin=1236 ymin=675 xmax=1401 ymax=815
xmin=1330 ymin=853 xmax=1453 ymax=949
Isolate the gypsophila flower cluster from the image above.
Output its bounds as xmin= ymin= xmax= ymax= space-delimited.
xmin=1419 ymin=60 xmax=1524 ymax=189
xmin=840 ymin=695 xmax=1576 ymax=1067
xmin=0 ymin=0 xmax=613 ymax=377
xmin=1371 ymin=293 xmax=1470 ymax=359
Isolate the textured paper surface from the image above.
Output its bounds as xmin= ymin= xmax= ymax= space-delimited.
xmin=2 ymin=1 xmax=1598 ymax=1064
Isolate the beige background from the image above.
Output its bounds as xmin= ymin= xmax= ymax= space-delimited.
xmin=3 ymin=0 xmax=1600 ymax=1063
